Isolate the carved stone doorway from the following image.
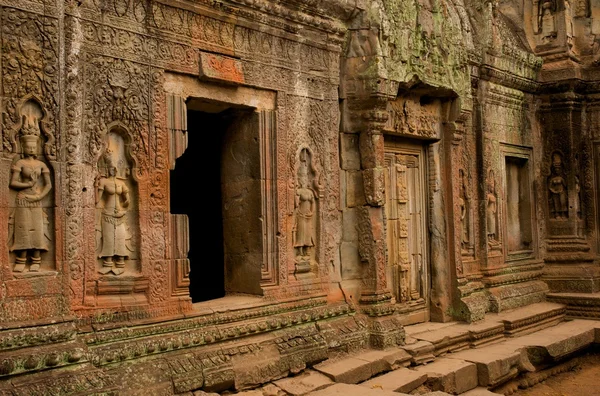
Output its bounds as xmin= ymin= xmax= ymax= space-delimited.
xmin=383 ymin=139 xmax=430 ymax=325
xmin=171 ymin=109 xmax=227 ymax=302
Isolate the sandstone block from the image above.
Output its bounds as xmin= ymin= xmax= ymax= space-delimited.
xmin=274 ymin=370 xmax=333 ymax=395
xmin=306 ymin=383 xmax=410 ymax=396
xmin=448 ymin=343 xmax=532 ymax=387
xmin=413 ymin=358 xmax=478 ymax=394
xmin=360 ymin=367 xmax=427 ymax=393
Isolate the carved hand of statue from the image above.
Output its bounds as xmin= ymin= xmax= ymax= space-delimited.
xmin=23 ymin=193 xmax=41 ymax=202
xmin=113 ymin=209 xmax=128 ymax=218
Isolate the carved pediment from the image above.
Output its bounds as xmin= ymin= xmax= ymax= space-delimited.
xmin=383 ymin=94 xmax=442 ymax=140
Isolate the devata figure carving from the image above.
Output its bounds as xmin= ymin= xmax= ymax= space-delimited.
xmin=292 ymin=148 xmax=319 ymax=273
xmin=537 ymin=0 xmax=557 ymax=41
xmin=96 ymin=149 xmax=131 ymax=275
xmin=548 ymin=152 xmax=568 ymax=220
xmin=487 ymin=169 xmax=500 ymax=247
xmin=459 ymin=168 xmax=470 ymax=253
xmin=9 ymin=117 xmax=52 ymax=272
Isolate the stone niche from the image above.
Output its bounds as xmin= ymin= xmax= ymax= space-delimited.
xmin=92 ymin=127 xmax=144 ymax=303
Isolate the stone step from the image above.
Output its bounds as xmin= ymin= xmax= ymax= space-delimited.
xmin=306 ymin=382 xmax=410 ymax=396
xmin=312 ymin=348 xmax=411 ymax=384
xmin=501 ymin=318 xmax=599 ymax=365
xmin=495 ymin=301 xmax=566 ymax=337
xmin=403 ymin=302 xmax=566 ymax=358
xmin=445 ymin=342 xmax=534 ymax=388
xmin=402 ymin=340 xmax=436 ymax=365
xmin=405 ymin=322 xmax=471 ymax=356
xmin=412 ymin=358 xmax=478 ymax=394
xmin=360 ymin=367 xmax=427 ymax=393
xmin=547 ymin=292 xmax=600 ymax=319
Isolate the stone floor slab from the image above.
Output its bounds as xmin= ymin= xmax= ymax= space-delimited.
xmin=313 ymin=348 xmax=411 ymax=384
xmin=313 ymin=357 xmax=372 ymax=384
xmin=360 ymin=367 xmax=427 ymax=393
xmin=306 ymin=383 xmax=410 ymax=396
xmin=459 ymin=387 xmax=504 ymax=396
xmin=413 ymin=358 xmax=478 ymax=394
xmin=274 ymin=370 xmax=333 ymax=395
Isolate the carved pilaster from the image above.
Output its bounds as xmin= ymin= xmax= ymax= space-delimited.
xmin=540 ymin=92 xmax=600 ymax=293
xmin=167 ymin=94 xmax=188 ymax=171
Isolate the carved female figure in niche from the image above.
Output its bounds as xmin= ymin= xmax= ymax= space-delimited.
xmin=292 ymin=149 xmax=319 ymax=273
xmin=548 ymin=152 xmax=568 ymax=220
xmin=293 ymin=168 xmax=316 ymax=257
xmin=565 ymin=0 xmax=574 ymax=45
xmin=459 ymin=169 xmax=470 ymax=252
xmin=537 ymin=0 xmax=557 ymax=41
xmin=9 ymin=120 xmax=52 ymax=272
xmin=487 ymin=170 xmax=499 ymax=246
xmin=96 ymin=150 xmax=131 ymax=275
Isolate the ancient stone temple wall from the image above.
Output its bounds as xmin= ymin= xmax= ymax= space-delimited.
xmin=1 ymin=0 xmax=600 ymax=393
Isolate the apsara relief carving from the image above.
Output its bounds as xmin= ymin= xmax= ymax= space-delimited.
xmin=95 ymin=130 xmax=135 ymax=275
xmin=548 ymin=151 xmax=568 ymax=221
xmin=292 ymin=147 xmax=320 ymax=274
xmin=8 ymin=100 xmax=53 ymax=273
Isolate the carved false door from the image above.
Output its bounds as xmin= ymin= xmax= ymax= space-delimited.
xmin=384 ymin=145 xmax=429 ymax=324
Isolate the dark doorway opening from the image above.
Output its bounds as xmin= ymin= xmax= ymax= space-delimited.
xmin=170 ymin=109 xmax=227 ymax=302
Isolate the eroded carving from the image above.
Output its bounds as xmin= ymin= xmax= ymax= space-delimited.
xmin=487 ymin=169 xmax=500 ymax=248
xmin=459 ymin=168 xmax=471 ymax=254
xmin=95 ymin=132 xmax=134 ymax=275
xmin=535 ymin=0 xmax=558 ymax=42
xmin=548 ymin=151 xmax=568 ymax=220
xmin=293 ymin=148 xmax=319 ymax=274
xmin=9 ymin=100 xmax=53 ymax=273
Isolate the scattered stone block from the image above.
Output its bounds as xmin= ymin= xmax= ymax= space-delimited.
xmin=413 ymin=358 xmax=478 ymax=394
xmin=460 ymin=387 xmax=504 ymax=396
xmin=313 ymin=357 xmax=373 ymax=384
xmin=401 ymin=340 xmax=436 ymax=365
xmin=306 ymin=382 xmax=410 ymax=396
xmin=502 ymin=319 xmax=596 ymax=365
xmin=360 ymin=367 xmax=427 ymax=393
xmin=274 ymin=370 xmax=333 ymax=395
xmin=313 ymin=348 xmax=411 ymax=384
xmin=448 ymin=342 xmax=533 ymax=387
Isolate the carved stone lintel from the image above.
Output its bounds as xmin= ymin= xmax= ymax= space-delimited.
xmin=199 ymin=52 xmax=245 ymax=85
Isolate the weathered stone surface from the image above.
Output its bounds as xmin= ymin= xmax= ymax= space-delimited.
xmin=2 ymin=0 xmax=600 ymax=393
xmin=459 ymin=387 xmax=504 ymax=396
xmin=306 ymin=383 xmax=410 ymax=396
xmin=448 ymin=342 xmax=533 ymax=387
xmin=401 ymin=340 xmax=436 ymax=365
xmin=502 ymin=319 xmax=597 ymax=365
xmin=360 ymin=367 xmax=427 ymax=393
xmin=274 ymin=370 xmax=333 ymax=395
xmin=413 ymin=358 xmax=478 ymax=394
